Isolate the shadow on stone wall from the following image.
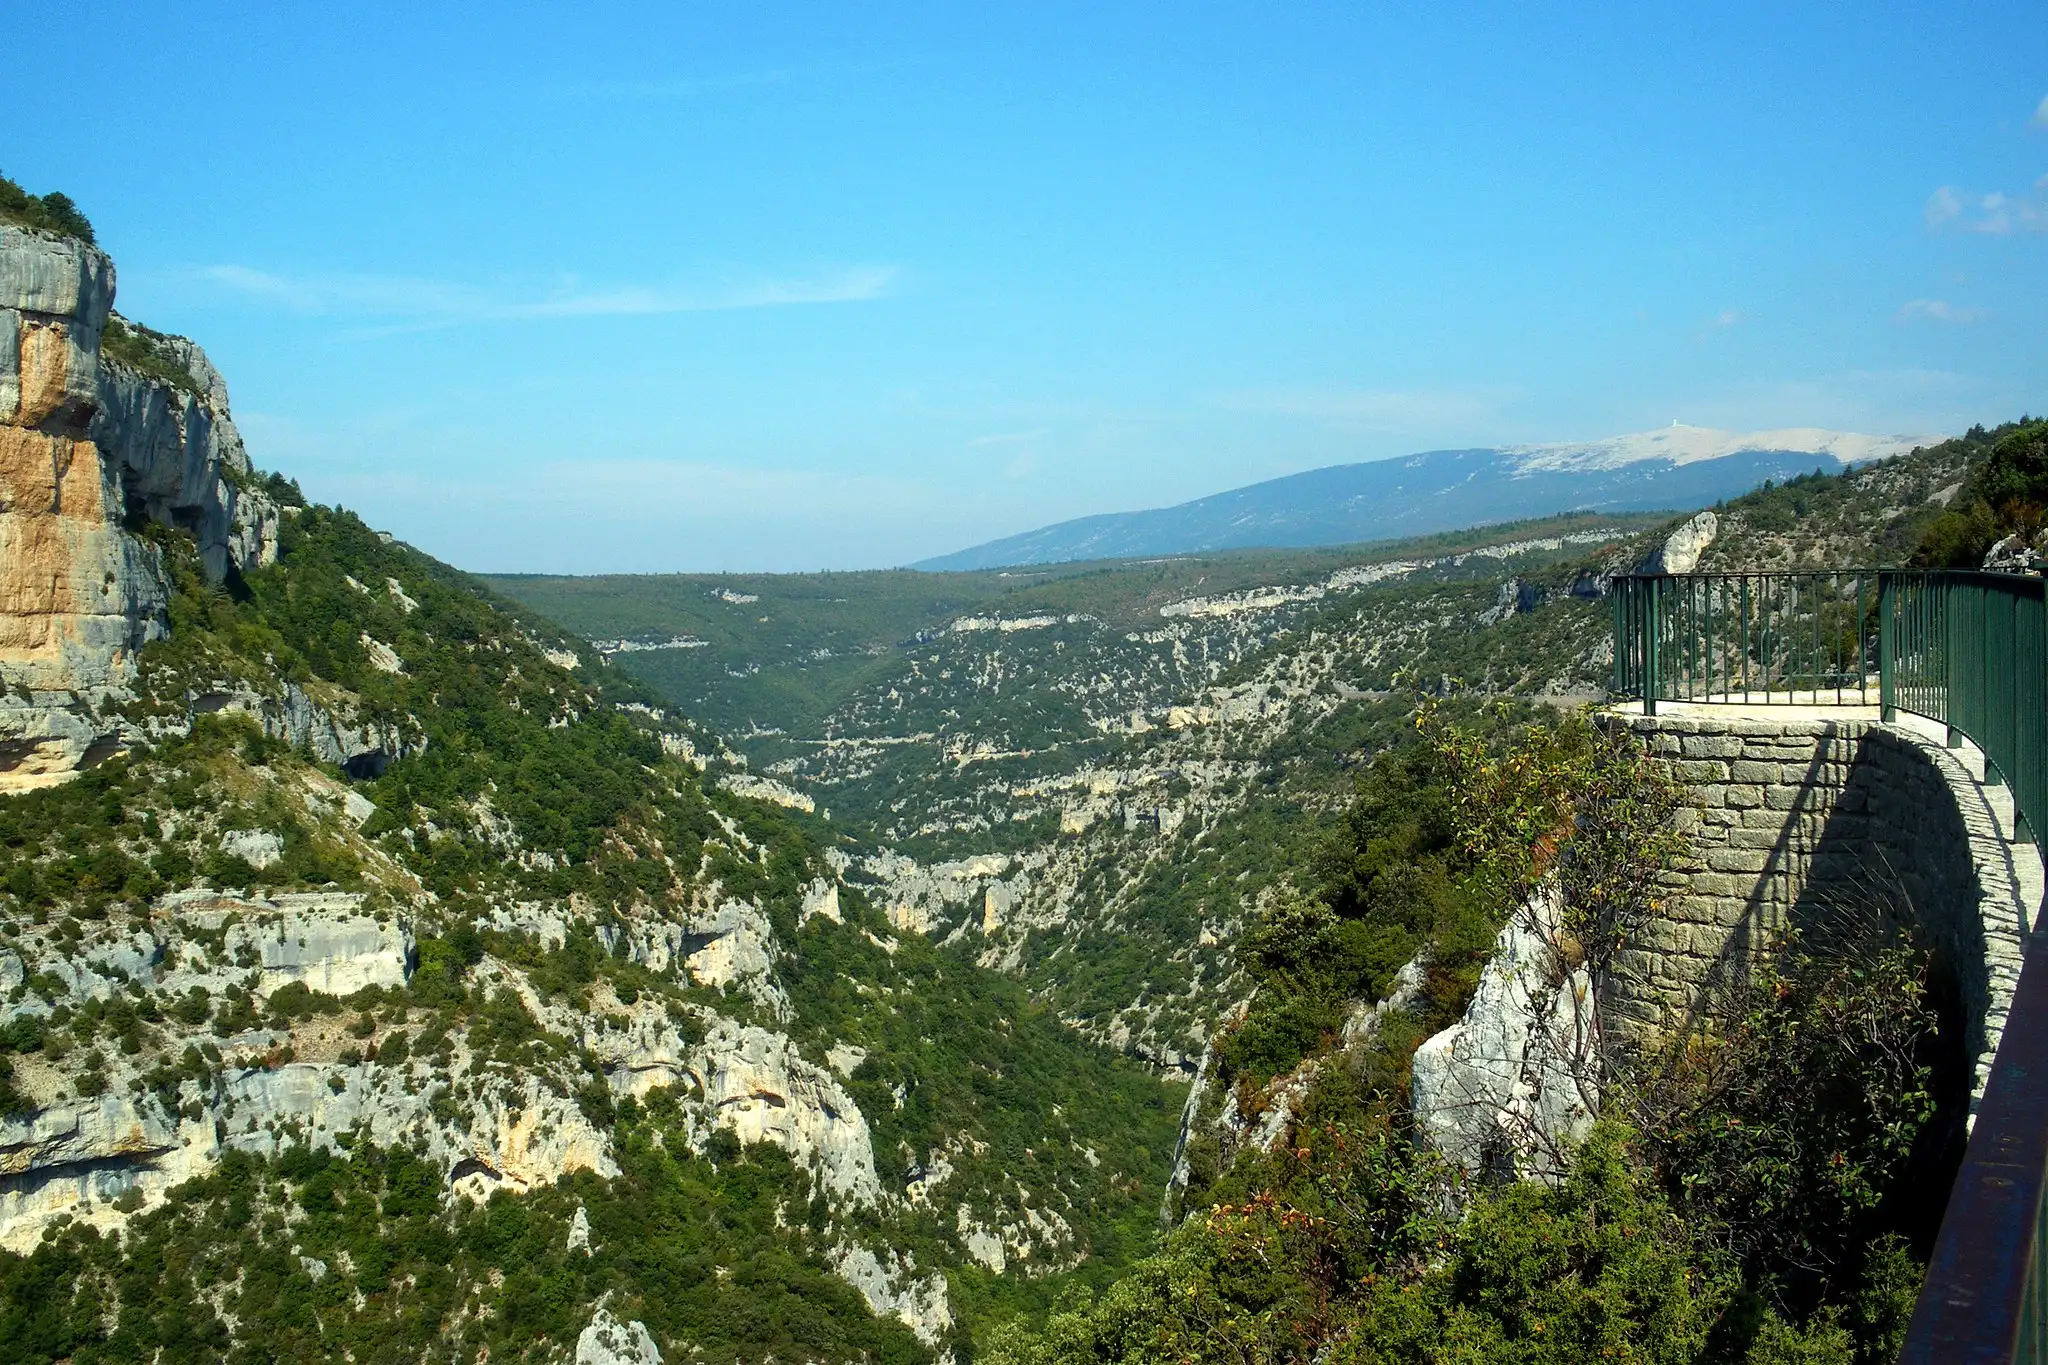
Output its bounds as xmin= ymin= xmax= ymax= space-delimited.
xmin=1604 ymin=714 xmax=2033 ymax=1123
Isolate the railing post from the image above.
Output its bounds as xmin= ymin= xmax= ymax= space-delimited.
xmin=1644 ymin=577 xmax=1660 ymax=717
xmin=1880 ymin=571 xmax=1897 ymax=722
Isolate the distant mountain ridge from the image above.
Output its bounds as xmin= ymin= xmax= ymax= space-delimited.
xmin=914 ymin=425 xmax=1941 ymax=570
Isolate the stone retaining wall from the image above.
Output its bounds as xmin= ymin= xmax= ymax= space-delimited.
xmin=1601 ymin=711 xmax=2040 ymax=1111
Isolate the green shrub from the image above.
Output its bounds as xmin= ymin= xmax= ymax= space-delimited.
xmin=0 ymin=173 xmax=93 ymax=242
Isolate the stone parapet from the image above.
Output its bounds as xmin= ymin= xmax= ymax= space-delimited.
xmin=1601 ymin=710 xmax=2042 ymax=1115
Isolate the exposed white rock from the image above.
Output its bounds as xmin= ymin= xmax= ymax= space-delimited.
xmin=825 ymin=1043 xmax=868 ymax=1078
xmin=718 ymin=772 xmax=814 ymax=812
xmin=800 ymin=878 xmax=843 ymax=925
xmin=184 ymin=677 xmax=424 ymax=776
xmin=576 ymin=1307 xmax=662 ymax=1365
xmin=1985 ymin=533 xmax=2047 ymax=574
xmin=302 ymin=779 xmax=377 ymax=828
xmin=957 ymin=1205 xmax=1008 ymax=1272
xmin=690 ymin=1020 xmax=880 ymax=1204
xmin=681 ymin=902 xmax=777 ymax=995
xmin=360 ymin=633 xmax=404 ymax=674
xmin=1643 ymin=509 xmax=1718 ymax=575
xmin=568 ymin=1204 xmax=592 ymax=1253
xmin=1411 ymin=883 xmax=1597 ymax=1181
xmin=0 ymin=1092 xmax=217 ymax=1251
xmin=863 ymin=850 xmax=1021 ymax=939
xmin=223 ymin=1063 xmax=617 ymax=1198
xmin=0 ymin=696 xmax=130 ymax=794
xmin=384 ymin=577 xmax=419 ymax=613
xmin=831 ymin=1243 xmax=954 ymax=1349
xmin=218 ymin=828 xmax=285 ymax=870
xmin=222 ymin=900 xmax=413 ymax=998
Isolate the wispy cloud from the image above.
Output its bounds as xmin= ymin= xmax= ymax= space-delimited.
xmin=1925 ymin=178 xmax=2048 ymax=235
xmin=192 ymin=262 xmax=898 ymax=331
xmin=1213 ymin=384 xmax=1515 ymax=429
xmin=966 ymin=430 xmax=1046 ymax=447
xmin=1896 ymin=298 xmax=1988 ymax=325
xmin=2034 ymin=94 xmax=2048 ymax=127
xmin=1695 ymin=307 xmax=1744 ymax=341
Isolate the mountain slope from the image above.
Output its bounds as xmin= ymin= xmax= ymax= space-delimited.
xmin=915 ymin=427 xmax=1940 ymax=570
xmin=0 ymin=199 xmax=1184 ymax=1363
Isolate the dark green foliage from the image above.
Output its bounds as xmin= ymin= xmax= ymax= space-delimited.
xmin=0 ymin=173 xmax=94 ymax=243
xmin=1641 ymin=922 xmax=1939 ymax=1330
xmin=99 ymin=316 xmax=200 ymax=395
xmin=0 ymin=1127 xmax=928 ymax=1365
xmin=1913 ymin=421 xmax=2048 ymax=567
xmin=992 ymin=1124 xmax=1729 ymax=1365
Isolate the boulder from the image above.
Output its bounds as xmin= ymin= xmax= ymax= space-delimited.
xmin=1984 ymin=533 xmax=2046 ymax=574
xmin=1642 ymin=510 xmax=1718 ymax=574
xmin=576 ymin=1308 xmax=662 ymax=1365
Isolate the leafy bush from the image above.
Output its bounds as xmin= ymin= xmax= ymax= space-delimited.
xmin=99 ymin=316 xmax=201 ymax=395
xmin=1913 ymin=421 xmax=2048 ymax=567
xmin=1635 ymin=918 xmax=1939 ymax=1334
xmin=0 ymin=173 xmax=94 ymax=243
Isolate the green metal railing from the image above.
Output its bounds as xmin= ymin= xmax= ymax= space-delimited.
xmin=1611 ymin=570 xmax=1883 ymax=712
xmin=1612 ymin=566 xmax=2048 ymax=1362
xmin=1611 ymin=568 xmax=2043 ymax=844
xmin=1881 ymin=571 xmax=2048 ymax=849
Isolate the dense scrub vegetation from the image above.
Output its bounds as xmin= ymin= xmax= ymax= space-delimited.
xmin=1912 ymin=420 xmax=2048 ymax=567
xmin=1005 ymin=709 xmax=1946 ymax=1364
xmin=99 ymin=315 xmax=204 ymax=394
xmin=0 ymin=1114 xmax=927 ymax=1365
xmin=0 ymin=171 xmax=94 ymax=242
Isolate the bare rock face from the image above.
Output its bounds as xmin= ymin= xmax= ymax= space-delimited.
xmin=576 ymin=1308 xmax=664 ymax=1365
xmin=690 ymin=1019 xmax=881 ymax=1204
xmin=1411 ymin=883 xmax=1597 ymax=1182
xmin=0 ymin=225 xmax=280 ymax=787
xmin=831 ymin=1243 xmax=954 ymax=1349
xmin=0 ymin=1092 xmax=219 ymax=1250
xmin=1642 ymin=509 xmax=1718 ymax=575
xmin=220 ymin=899 xmax=414 ymax=998
xmin=1985 ymin=532 xmax=2047 ymax=574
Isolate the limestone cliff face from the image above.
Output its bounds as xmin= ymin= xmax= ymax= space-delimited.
xmin=0 ymin=225 xmax=280 ymax=785
xmin=0 ymin=229 xmax=277 ymax=683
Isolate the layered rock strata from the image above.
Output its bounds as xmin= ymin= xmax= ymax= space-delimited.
xmin=0 ymin=224 xmax=280 ymax=786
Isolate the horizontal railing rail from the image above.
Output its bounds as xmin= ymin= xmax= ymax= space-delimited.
xmin=1611 ymin=569 xmax=1884 ymax=711
xmin=1611 ymin=565 xmax=2048 ymax=1362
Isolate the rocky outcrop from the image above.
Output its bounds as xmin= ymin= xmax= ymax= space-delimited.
xmin=186 ymin=677 xmax=426 ymax=778
xmin=577 ymin=1309 xmax=664 ymax=1365
xmin=1411 ymin=884 xmax=1596 ymax=1182
xmin=222 ymin=899 xmax=414 ymax=997
xmin=1642 ymin=509 xmax=1718 ymax=575
xmin=719 ymin=772 xmax=815 ymax=812
xmin=0 ymin=1092 xmax=218 ymax=1250
xmin=689 ymin=1020 xmax=880 ymax=1204
xmin=832 ymin=1243 xmax=954 ymax=1349
xmin=0 ymin=225 xmax=280 ymax=787
xmin=0 ymin=692 xmax=129 ymax=793
xmin=1985 ymin=532 xmax=2047 ymax=574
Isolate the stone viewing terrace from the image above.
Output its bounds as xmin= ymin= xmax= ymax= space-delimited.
xmin=1601 ymin=702 xmax=2041 ymax=1117
xmin=1607 ymin=569 xmax=2048 ymax=1363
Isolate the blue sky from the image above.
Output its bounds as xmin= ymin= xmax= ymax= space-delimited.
xmin=10 ymin=3 xmax=2048 ymax=571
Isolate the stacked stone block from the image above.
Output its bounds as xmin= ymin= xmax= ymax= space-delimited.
xmin=1600 ymin=711 xmax=2036 ymax=1113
